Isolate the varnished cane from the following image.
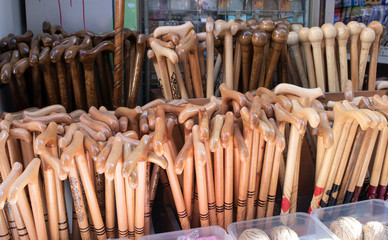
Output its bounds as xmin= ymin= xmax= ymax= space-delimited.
xmin=114 ymin=0 xmax=125 ymax=108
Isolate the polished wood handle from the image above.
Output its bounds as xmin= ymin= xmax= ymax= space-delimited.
xmin=153 ymin=22 xmax=194 ymax=39
xmin=123 ymin=135 xmax=151 ymax=177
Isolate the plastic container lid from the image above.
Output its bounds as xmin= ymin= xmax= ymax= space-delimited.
xmin=139 ymin=226 xmax=230 ymax=240
xmin=227 ymin=212 xmax=338 ymax=239
xmin=310 ymin=199 xmax=388 ymax=228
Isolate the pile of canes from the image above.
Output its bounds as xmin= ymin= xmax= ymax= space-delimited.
xmin=0 ymin=21 xmax=146 ymax=112
xmin=148 ymin=18 xmax=387 ymax=101
xmin=0 ymin=82 xmax=388 ymax=240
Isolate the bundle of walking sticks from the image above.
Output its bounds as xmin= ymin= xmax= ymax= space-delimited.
xmin=0 ymin=21 xmax=146 ymax=111
xmin=1 ymin=81 xmax=388 ymax=239
xmin=148 ymin=18 xmax=386 ymax=100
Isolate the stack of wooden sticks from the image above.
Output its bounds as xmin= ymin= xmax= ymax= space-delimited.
xmin=289 ymin=21 xmax=386 ymax=93
xmin=309 ymin=80 xmax=388 ymax=213
xmin=0 ymin=21 xmax=146 ymax=111
xmin=147 ymin=19 xmax=387 ymax=101
xmin=0 ymin=81 xmax=388 ymax=240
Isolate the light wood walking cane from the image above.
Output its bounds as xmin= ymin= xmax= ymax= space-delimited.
xmin=9 ymin=158 xmax=48 ymax=240
xmin=66 ymin=131 xmax=106 ymax=239
xmin=221 ymin=112 xmax=234 ymax=228
xmin=209 ymin=115 xmax=224 ymax=227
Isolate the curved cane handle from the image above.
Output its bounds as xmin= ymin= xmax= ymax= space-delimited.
xmin=274 ymin=83 xmax=324 ymax=100
xmin=64 ymin=36 xmax=92 ymax=63
xmin=50 ymin=36 xmax=78 ymax=63
xmin=8 ymin=128 xmax=32 ymax=143
xmin=8 ymin=158 xmax=41 ymax=204
xmin=221 ymin=112 xmax=234 ymax=148
xmin=89 ymin=106 xmax=119 ymax=132
xmin=291 ymin=99 xmax=320 ymax=128
xmin=104 ymin=134 xmax=123 ymax=181
xmin=153 ymin=21 xmax=194 ymax=39
xmin=209 ymin=115 xmax=224 ymax=152
xmin=0 ymin=162 xmax=23 ymax=208
xmin=12 ymin=120 xmax=46 ymax=133
xmin=123 ymin=135 xmax=150 ymax=178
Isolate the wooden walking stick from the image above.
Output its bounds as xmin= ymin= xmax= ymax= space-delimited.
xmin=209 ymin=115 xmax=225 ymax=227
xmin=319 ymin=116 xmax=355 ymax=207
xmin=334 ymin=127 xmax=366 ymax=205
xmin=238 ymin=31 xmax=252 ymax=93
xmin=345 ymin=126 xmax=379 ymax=203
xmin=347 ymin=21 xmax=362 ymax=90
xmin=104 ymin=135 xmax=128 ymax=239
xmin=234 ymin=120 xmax=250 ymax=222
xmin=249 ymin=30 xmax=268 ymax=91
xmin=176 ymin=31 xmax=203 ymax=98
xmin=0 ymin=144 xmax=31 ymax=240
xmin=127 ymin=34 xmax=146 ymax=108
xmin=8 ymin=158 xmax=48 ymax=240
xmin=327 ymin=119 xmax=359 ymax=206
xmin=64 ymin=37 xmax=92 ymax=110
xmin=214 ymin=19 xmax=238 ymax=90
xmin=264 ymin=28 xmax=288 ymax=89
xmin=368 ymin=21 xmax=383 ymax=90
xmin=246 ymin=97 xmax=267 ymax=220
xmin=29 ymin=36 xmax=43 ymax=108
xmin=287 ymin=31 xmax=308 ymax=88
xmin=368 ymin=119 xmax=388 ymax=199
xmin=276 ymin=22 xmax=290 ymax=85
xmin=39 ymin=47 xmax=60 ymax=105
xmin=153 ymin=116 xmax=190 ymax=229
xmin=336 ymin=24 xmax=350 ymax=91
xmin=197 ymin=110 xmax=217 ymax=226
xmin=282 ymin=99 xmax=319 ymax=214
xmin=307 ymin=27 xmax=325 ymax=91
xmin=80 ymin=41 xmax=114 ymax=108
xmin=377 ymin=137 xmax=388 ymax=199
xmin=206 ymin=17 xmax=215 ymax=97
xmin=12 ymin=57 xmax=30 ymax=109
xmin=258 ymin=18 xmax=275 ymax=88
xmin=0 ymin=165 xmax=27 ymax=240
xmin=322 ymin=23 xmax=339 ymax=92
xmin=309 ymin=102 xmax=371 ymax=212
xmin=221 ymin=111 xmax=234 ymax=228
xmin=198 ymin=41 xmax=207 ymax=92
xmin=359 ymin=27 xmax=375 ymax=90
xmin=297 ymin=27 xmax=316 ymax=88
xmin=66 ymin=131 xmax=106 ymax=239
xmin=113 ymin=0 xmax=125 ymax=108
xmin=150 ymin=41 xmax=177 ymax=100
xmin=1 ymin=50 xmax=22 ymax=109
xmin=266 ymin=103 xmax=299 ymax=217
xmin=50 ymin=36 xmax=78 ymax=111
xmin=192 ymin=124 xmax=209 ymax=227
xmin=61 ymin=128 xmax=92 ymax=240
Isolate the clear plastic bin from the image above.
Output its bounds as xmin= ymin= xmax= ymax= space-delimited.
xmin=227 ymin=212 xmax=338 ymax=239
xmin=310 ymin=199 xmax=388 ymax=229
xmin=139 ymin=226 xmax=230 ymax=240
